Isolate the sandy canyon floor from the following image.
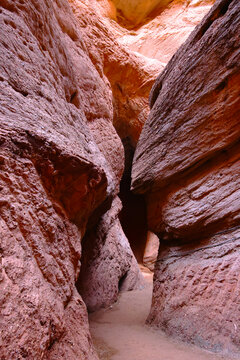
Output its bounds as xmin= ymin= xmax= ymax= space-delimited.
xmin=89 ymin=266 xmax=233 ymax=360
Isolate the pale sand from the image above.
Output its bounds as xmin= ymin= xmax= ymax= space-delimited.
xmin=89 ymin=266 xmax=231 ymax=360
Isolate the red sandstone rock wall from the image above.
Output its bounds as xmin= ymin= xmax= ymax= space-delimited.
xmin=0 ymin=0 xmax=140 ymax=357
xmin=69 ymin=0 xmax=162 ymax=147
xmin=69 ymin=0 xmax=213 ymax=148
xmin=132 ymin=0 xmax=240 ymax=356
xmin=77 ymin=197 xmax=143 ymax=312
xmin=68 ymin=0 xmax=215 ymax=265
xmin=1 ymin=0 xmax=231 ymax=356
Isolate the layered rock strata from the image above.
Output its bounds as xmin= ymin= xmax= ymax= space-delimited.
xmin=132 ymin=0 xmax=240 ymax=356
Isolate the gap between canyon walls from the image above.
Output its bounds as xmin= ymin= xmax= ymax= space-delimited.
xmin=71 ymin=1 xmax=240 ymax=359
xmin=68 ymin=0 xmax=219 ymax=323
xmin=69 ymin=0 xmax=216 ymax=274
xmin=118 ymin=138 xmax=148 ymax=263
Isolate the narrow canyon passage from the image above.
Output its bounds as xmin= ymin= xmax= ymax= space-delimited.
xmin=89 ymin=267 xmax=230 ymax=360
xmin=1 ymin=0 xmax=240 ymax=358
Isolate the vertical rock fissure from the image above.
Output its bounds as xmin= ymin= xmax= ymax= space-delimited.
xmin=119 ymin=137 xmax=148 ymax=264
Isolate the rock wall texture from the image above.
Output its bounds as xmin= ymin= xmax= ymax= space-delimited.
xmin=75 ymin=0 xmax=214 ymax=146
xmin=1 ymin=0 xmax=231 ymax=357
xmin=115 ymin=0 xmax=215 ymax=64
xmin=132 ymin=0 xmax=240 ymax=356
xmin=112 ymin=0 xmax=172 ymax=27
xmin=69 ymin=0 xmax=162 ymax=148
xmin=0 ymin=0 xmax=140 ymax=358
xmin=77 ymin=197 xmax=143 ymax=312
xmin=68 ymin=0 xmax=212 ymax=266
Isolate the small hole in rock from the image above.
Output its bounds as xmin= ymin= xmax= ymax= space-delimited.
xmin=216 ymin=79 xmax=228 ymax=92
xmin=118 ymin=272 xmax=128 ymax=291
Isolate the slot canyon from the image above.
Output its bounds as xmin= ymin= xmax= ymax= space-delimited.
xmin=0 ymin=0 xmax=239 ymax=359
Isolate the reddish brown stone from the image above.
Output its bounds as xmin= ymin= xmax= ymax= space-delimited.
xmin=77 ymin=197 xmax=143 ymax=312
xmin=69 ymin=0 xmax=163 ymax=147
xmin=132 ymin=0 xmax=240 ymax=356
xmin=143 ymin=231 xmax=159 ymax=271
xmin=0 ymin=0 xmax=130 ymax=357
xmin=148 ymin=229 xmax=240 ymax=356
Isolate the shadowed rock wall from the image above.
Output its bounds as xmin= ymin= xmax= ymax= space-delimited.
xmin=69 ymin=0 xmax=163 ymax=148
xmin=132 ymin=0 xmax=240 ymax=356
xmin=77 ymin=197 xmax=144 ymax=312
xmin=68 ymin=0 xmax=216 ymax=266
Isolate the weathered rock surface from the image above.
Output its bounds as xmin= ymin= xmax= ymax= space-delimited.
xmin=148 ymin=229 xmax=240 ymax=356
xmin=68 ymin=0 xmax=214 ymax=267
xmin=74 ymin=0 xmax=213 ymax=146
xmin=112 ymin=0 xmax=172 ymax=27
xmin=116 ymin=0 xmax=215 ymax=64
xmin=132 ymin=0 xmax=240 ymax=356
xmin=1 ymin=0 xmax=232 ymax=357
xmin=69 ymin=0 xmax=163 ymax=147
xmin=0 ymin=135 xmax=99 ymax=359
xmin=77 ymin=197 xmax=143 ymax=312
xmin=143 ymin=231 xmax=159 ymax=271
xmin=0 ymin=0 xmax=139 ymax=357
xmin=68 ymin=0 xmax=162 ymax=268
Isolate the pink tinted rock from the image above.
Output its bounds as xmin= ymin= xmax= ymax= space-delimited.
xmin=0 ymin=145 xmax=98 ymax=359
xmin=0 ymin=0 xmax=128 ymax=357
xmin=132 ymin=0 xmax=240 ymax=356
xmin=143 ymin=231 xmax=159 ymax=271
xmin=77 ymin=197 xmax=144 ymax=312
xmin=148 ymin=229 xmax=240 ymax=356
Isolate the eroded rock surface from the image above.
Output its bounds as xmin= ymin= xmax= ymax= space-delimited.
xmin=0 ymin=0 xmax=137 ymax=357
xmin=132 ymin=0 xmax=240 ymax=356
xmin=1 ymin=0 xmax=232 ymax=357
xmin=68 ymin=0 xmax=215 ymax=269
xmin=77 ymin=197 xmax=143 ymax=312
xmin=119 ymin=0 xmax=215 ymax=64
xmin=70 ymin=0 xmax=213 ymax=147
xmin=69 ymin=0 xmax=163 ymax=147
xmin=143 ymin=231 xmax=159 ymax=271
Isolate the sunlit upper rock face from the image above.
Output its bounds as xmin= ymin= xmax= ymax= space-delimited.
xmin=95 ymin=0 xmax=215 ymax=65
xmin=69 ymin=0 xmax=215 ymax=149
xmin=115 ymin=0 xmax=215 ymax=63
xmin=112 ymin=0 xmax=172 ymax=26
